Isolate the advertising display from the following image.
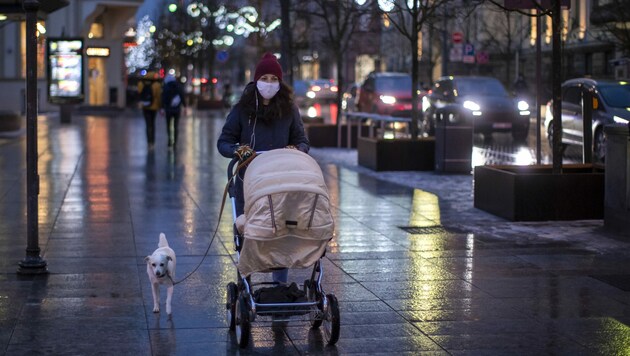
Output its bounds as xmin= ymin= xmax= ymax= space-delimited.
xmin=47 ymin=38 xmax=84 ymax=104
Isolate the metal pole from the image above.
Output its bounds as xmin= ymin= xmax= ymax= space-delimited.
xmin=551 ymin=0 xmax=563 ymax=174
xmin=18 ymin=0 xmax=47 ymax=274
xmin=536 ymin=9 xmax=542 ymax=165
xmin=280 ymin=0 xmax=293 ymax=85
xmin=582 ymin=88 xmax=593 ymax=163
xmin=441 ymin=6 xmax=448 ymax=77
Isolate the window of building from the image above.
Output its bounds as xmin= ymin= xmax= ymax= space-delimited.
xmin=20 ymin=21 xmax=46 ymax=79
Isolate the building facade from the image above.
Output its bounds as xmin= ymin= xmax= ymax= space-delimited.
xmin=0 ymin=0 xmax=142 ymax=113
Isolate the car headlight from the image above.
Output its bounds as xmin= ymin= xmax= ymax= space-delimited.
xmin=380 ymin=95 xmax=396 ymax=105
xmin=614 ymin=115 xmax=629 ymax=124
xmin=306 ymin=91 xmax=316 ymax=99
xmin=307 ymin=106 xmax=318 ymax=118
xmin=463 ymin=100 xmax=480 ymax=111
xmin=517 ymin=100 xmax=529 ymax=111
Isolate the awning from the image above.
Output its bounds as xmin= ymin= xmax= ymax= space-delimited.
xmin=0 ymin=0 xmax=69 ymax=20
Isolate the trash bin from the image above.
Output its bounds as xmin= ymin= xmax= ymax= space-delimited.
xmin=434 ymin=110 xmax=473 ymax=174
xmin=604 ymin=123 xmax=630 ymax=237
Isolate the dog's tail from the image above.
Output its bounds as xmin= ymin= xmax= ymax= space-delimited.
xmin=159 ymin=233 xmax=169 ymax=248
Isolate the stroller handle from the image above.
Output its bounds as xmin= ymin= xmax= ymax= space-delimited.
xmin=227 ymin=151 xmax=265 ymax=181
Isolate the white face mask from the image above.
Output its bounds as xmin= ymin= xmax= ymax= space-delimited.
xmin=256 ymin=81 xmax=280 ymax=100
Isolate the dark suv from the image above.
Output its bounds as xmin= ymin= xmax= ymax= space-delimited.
xmin=422 ymin=76 xmax=531 ymax=140
xmin=356 ymin=72 xmax=421 ymax=117
xmin=544 ymin=78 xmax=630 ymax=162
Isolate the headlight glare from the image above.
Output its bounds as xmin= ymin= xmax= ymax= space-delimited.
xmin=380 ymin=95 xmax=396 ymax=105
xmin=463 ymin=100 xmax=480 ymax=111
xmin=614 ymin=115 xmax=629 ymax=124
xmin=517 ymin=100 xmax=529 ymax=111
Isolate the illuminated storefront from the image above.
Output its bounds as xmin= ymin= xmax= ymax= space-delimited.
xmin=0 ymin=0 xmax=143 ymax=113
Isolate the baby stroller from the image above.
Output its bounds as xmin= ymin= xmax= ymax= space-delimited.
xmin=225 ymin=149 xmax=340 ymax=348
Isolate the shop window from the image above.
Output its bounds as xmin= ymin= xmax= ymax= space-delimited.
xmin=20 ymin=21 xmax=46 ymax=78
xmin=89 ymin=22 xmax=104 ymax=39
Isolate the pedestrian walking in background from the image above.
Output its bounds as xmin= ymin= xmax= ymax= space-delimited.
xmin=161 ymin=74 xmax=186 ymax=148
xmin=222 ymin=82 xmax=233 ymax=109
xmin=216 ymin=52 xmax=309 ymax=284
xmin=512 ymin=74 xmax=531 ymax=99
xmin=138 ymin=72 xmax=162 ymax=149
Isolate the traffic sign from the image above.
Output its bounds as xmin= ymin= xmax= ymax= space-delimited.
xmin=452 ymin=32 xmax=463 ymax=44
xmin=216 ymin=50 xmax=229 ymax=63
xmin=463 ymin=43 xmax=475 ymax=64
xmin=476 ymin=51 xmax=489 ymax=64
xmin=449 ymin=45 xmax=463 ymax=62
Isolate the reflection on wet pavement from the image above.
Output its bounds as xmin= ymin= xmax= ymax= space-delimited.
xmin=0 ymin=110 xmax=629 ymax=354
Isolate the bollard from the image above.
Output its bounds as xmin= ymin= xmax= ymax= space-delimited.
xmin=434 ymin=110 xmax=473 ymax=174
xmin=604 ymin=124 xmax=630 ymax=237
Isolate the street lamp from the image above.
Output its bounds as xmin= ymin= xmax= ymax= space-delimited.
xmin=19 ymin=0 xmax=47 ymax=274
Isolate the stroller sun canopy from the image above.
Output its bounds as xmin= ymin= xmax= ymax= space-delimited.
xmin=243 ymin=149 xmax=330 ymax=207
xmin=237 ymin=149 xmax=334 ymax=277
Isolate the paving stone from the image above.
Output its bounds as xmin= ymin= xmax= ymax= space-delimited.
xmin=0 ymin=111 xmax=629 ymax=355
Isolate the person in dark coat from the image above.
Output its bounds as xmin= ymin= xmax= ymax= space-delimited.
xmin=161 ymin=74 xmax=186 ymax=148
xmin=217 ymin=52 xmax=309 ymax=284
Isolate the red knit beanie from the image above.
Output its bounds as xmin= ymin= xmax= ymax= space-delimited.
xmin=254 ymin=52 xmax=283 ymax=82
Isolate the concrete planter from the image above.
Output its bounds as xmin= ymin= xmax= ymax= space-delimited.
xmin=357 ymin=137 xmax=435 ymax=171
xmin=604 ymin=124 xmax=630 ymax=237
xmin=0 ymin=111 xmax=21 ymax=132
xmin=474 ymin=164 xmax=605 ymax=221
xmin=305 ymin=123 xmax=369 ymax=148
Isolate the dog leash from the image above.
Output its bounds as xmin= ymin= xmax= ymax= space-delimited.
xmin=167 ymin=153 xmax=258 ymax=285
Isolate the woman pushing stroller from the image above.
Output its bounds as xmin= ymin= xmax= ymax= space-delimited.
xmin=216 ymin=52 xmax=310 ymax=284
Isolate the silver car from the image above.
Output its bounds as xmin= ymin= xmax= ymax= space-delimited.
xmin=544 ymin=78 xmax=630 ymax=162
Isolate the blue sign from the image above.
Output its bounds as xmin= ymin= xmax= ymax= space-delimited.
xmin=464 ymin=43 xmax=475 ymax=56
xmin=217 ymin=50 xmax=229 ymax=63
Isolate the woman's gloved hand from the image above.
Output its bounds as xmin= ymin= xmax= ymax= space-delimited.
xmin=234 ymin=145 xmax=254 ymax=162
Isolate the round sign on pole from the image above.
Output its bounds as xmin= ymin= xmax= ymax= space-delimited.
xmin=217 ymin=50 xmax=229 ymax=63
xmin=452 ymin=32 xmax=463 ymax=44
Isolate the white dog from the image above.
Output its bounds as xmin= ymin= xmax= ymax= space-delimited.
xmin=145 ymin=233 xmax=176 ymax=315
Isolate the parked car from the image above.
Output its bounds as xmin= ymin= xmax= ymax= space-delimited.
xmin=421 ymin=76 xmax=531 ymax=140
xmin=356 ymin=72 xmax=423 ymax=117
xmin=292 ymin=79 xmax=309 ymax=107
xmin=306 ymin=79 xmax=338 ymax=102
xmin=292 ymin=79 xmax=331 ymax=123
xmin=544 ymin=78 xmax=630 ymax=163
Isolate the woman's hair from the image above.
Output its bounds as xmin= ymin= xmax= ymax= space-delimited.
xmin=237 ymin=81 xmax=295 ymax=123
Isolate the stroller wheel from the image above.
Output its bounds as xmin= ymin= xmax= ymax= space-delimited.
xmin=226 ymin=282 xmax=238 ymax=330
xmin=322 ymin=294 xmax=340 ymax=345
xmin=235 ymin=293 xmax=250 ymax=348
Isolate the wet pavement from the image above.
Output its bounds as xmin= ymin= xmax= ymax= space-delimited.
xmin=1 ymin=109 xmax=629 ymax=355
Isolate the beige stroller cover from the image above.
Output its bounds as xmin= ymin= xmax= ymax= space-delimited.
xmin=236 ymin=149 xmax=334 ymax=277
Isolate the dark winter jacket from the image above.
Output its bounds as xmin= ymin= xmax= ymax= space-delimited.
xmin=161 ymin=81 xmax=185 ymax=114
xmin=217 ymin=97 xmax=309 ymax=158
